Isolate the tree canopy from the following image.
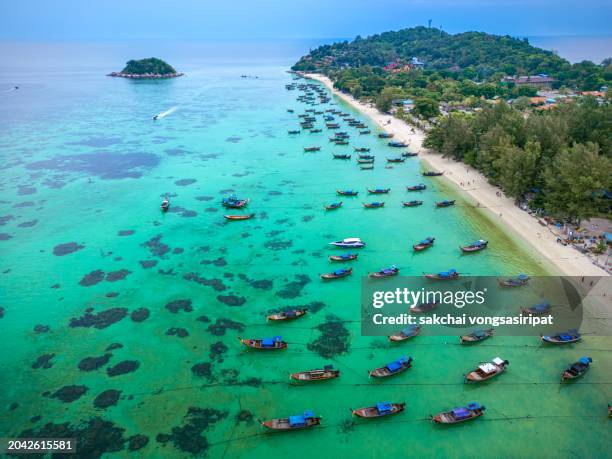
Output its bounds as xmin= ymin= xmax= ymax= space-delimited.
xmin=120 ymin=58 xmax=177 ymax=75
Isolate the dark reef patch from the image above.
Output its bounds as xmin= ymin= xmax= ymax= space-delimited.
xmin=200 ymin=257 xmax=227 ymax=267
xmin=79 ymin=269 xmax=105 ymax=287
xmin=26 ymin=151 xmax=160 ymax=180
xmin=130 ymin=307 xmax=150 ymax=322
xmin=174 ymin=178 xmax=197 ymax=186
xmin=128 ymin=434 xmax=149 ymax=451
xmin=67 ymin=136 xmax=122 ymax=148
xmin=93 ymin=389 xmax=122 ymax=409
xmin=183 ymin=273 xmax=227 ymax=291
xmin=307 ymin=315 xmax=350 ymax=359
xmin=276 ymin=274 xmax=311 ymax=299
xmin=156 ymin=407 xmax=228 ymax=455
xmin=166 ymin=327 xmax=189 ymax=338
xmin=18 ymin=185 xmax=36 ymax=195
xmin=225 ymin=136 xmax=242 ymax=143
xmin=53 ymin=242 xmax=84 ymax=256
xmin=70 ymin=307 xmax=128 ymax=329
xmin=106 ymin=343 xmax=123 ymax=351
xmin=195 ymin=195 xmax=214 ymax=201
xmin=118 ymin=230 xmax=134 ymax=236
xmin=107 ymin=360 xmax=139 ymax=377
xmin=106 ymin=292 xmax=119 ymax=298
xmin=209 ymin=341 xmax=228 ymax=362
xmin=51 ymin=385 xmax=88 ymax=403
xmin=142 ymin=234 xmax=170 ymax=258
xmin=235 ymin=410 xmax=254 ymax=424
xmin=79 ymin=353 xmax=112 ymax=371
xmin=249 ymin=279 xmax=273 ymax=290
xmin=191 ymin=362 xmax=213 ymax=379
xmin=139 ymin=260 xmax=158 ymax=269
xmin=196 ymin=315 xmax=210 ymax=323
xmin=106 ymin=269 xmax=131 ymax=282
xmin=165 ymin=299 xmax=193 ymax=314
xmin=32 ymin=353 xmax=55 ymax=369
xmin=14 ymin=201 xmax=35 ymax=208
xmin=264 ymin=239 xmax=293 ymax=251
xmin=302 ymin=215 xmax=314 ymax=222
xmin=206 ymin=318 xmax=245 ymax=336
xmin=33 ymin=324 xmax=50 ymax=333
xmin=216 ymin=295 xmax=246 ymax=307
xmin=18 ymin=219 xmax=38 ymax=228
xmin=0 ymin=215 xmax=13 ymax=225
xmin=0 ymin=233 xmax=12 ymax=241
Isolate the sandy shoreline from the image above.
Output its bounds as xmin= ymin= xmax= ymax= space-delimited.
xmin=305 ymin=73 xmax=608 ymax=277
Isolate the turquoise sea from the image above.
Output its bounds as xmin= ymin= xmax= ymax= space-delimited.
xmin=0 ymin=42 xmax=610 ymax=458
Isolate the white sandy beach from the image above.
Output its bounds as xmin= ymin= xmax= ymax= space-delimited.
xmin=305 ymin=73 xmax=609 ymax=277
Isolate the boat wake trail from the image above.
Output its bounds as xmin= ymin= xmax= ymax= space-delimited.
xmin=153 ymin=106 xmax=178 ymax=120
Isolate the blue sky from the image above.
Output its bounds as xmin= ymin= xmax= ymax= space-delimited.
xmin=2 ymin=0 xmax=611 ymax=40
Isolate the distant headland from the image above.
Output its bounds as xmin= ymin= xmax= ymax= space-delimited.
xmin=107 ymin=57 xmax=183 ymax=79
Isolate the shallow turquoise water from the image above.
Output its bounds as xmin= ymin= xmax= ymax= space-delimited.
xmin=0 ymin=42 xmax=610 ymax=458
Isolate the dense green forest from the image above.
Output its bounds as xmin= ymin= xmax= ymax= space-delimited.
xmin=424 ymin=97 xmax=612 ymax=222
xmin=120 ymin=58 xmax=177 ymax=75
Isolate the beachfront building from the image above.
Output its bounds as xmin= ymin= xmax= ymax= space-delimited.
xmin=502 ymin=74 xmax=555 ymax=88
xmin=383 ymin=57 xmax=425 ymax=73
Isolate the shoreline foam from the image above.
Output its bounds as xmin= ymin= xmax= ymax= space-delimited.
xmin=305 ymin=73 xmax=608 ymax=277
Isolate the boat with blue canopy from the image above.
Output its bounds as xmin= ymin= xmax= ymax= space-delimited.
xmin=403 ymin=200 xmax=423 ymax=207
xmin=461 ymin=239 xmax=488 ymax=252
xmin=267 ymin=309 xmax=307 ymax=322
xmin=325 ymin=202 xmax=343 ymax=210
xmin=351 ymin=402 xmax=405 ymax=418
xmin=222 ymin=195 xmax=250 ymax=208
xmin=561 ymin=356 xmax=592 ymax=382
xmin=290 ymin=365 xmax=340 ymax=382
xmin=541 ymin=330 xmax=581 ymax=344
xmin=520 ymin=301 xmax=551 ymax=315
xmin=239 ymin=336 xmax=287 ymax=350
xmin=410 ymin=302 xmax=437 ymax=314
xmin=333 ymin=153 xmax=351 ymax=159
xmin=461 ymin=328 xmax=494 ymax=343
xmin=367 ymin=187 xmax=390 ymax=194
xmin=369 ymin=265 xmax=399 ymax=278
xmin=320 ymin=267 xmax=353 ymax=280
xmin=498 ymin=273 xmax=530 ymax=287
xmin=336 ymin=189 xmax=359 ymax=196
xmin=407 ymin=184 xmax=427 ymax=191
xmin=363 ymin=202 xmax=385 ymax=208
xmin=388 ymin=325 xmax=422 ymax=342
xmin=329 ymin=253 xmax=358 ymax=262
xmin=369 ymin=356 xmax=413 ymax=378
xmin=388 ymin=141 xmax=408 ymax=147
xmin=261 ymin=410 xmax=321 ymax=430
xmin=413 ymin=236 xmax=435 ymax=251
xmin=431 ymin=402 xmax=485 ymax=424
xmin=425 ymin=269 xmax=459 ymax=280
xmin=436 ymin=199 xmax=456 ymax=208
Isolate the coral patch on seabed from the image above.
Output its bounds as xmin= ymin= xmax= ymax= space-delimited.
xmin=165 ymin=299 xmax=193 ymax=313
xmin=206 ymin=318 xmax=245 ymax=335
xmin=53 ymin=242 xmax=85 ymax=256
xmin=78 ymin=353 xmax=112 ymax=371
xmin=130 ymin=307 xmax=150 ymax=322
xmin=106 ymin=360 xmax=139 ymax=377
xmin=93 ymin=389 xmax=122 ymax=409
xmin=307 ymin=315 xmax=350 ymax=359
xmin=32 ymin=353 xmax=55 ymax=369
xmin=50 ymin=385 xmax=89 ymax=403
xmin=69 ymin=308 xmax=128 ymax=329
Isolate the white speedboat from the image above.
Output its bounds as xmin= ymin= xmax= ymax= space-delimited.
xmin=329 ymin=238 xmax=365 ymax=248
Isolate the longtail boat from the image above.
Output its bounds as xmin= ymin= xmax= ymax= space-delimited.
xmin=413 ymin=237 xmax=435 ymax=251
xmin=363 ymin=202 xmax=385 ymax=208
xmin=267 ymin=309 xmax=307 ymax=321
xmin=334 ymin=140 xmax=349 ymax=145
xmin=287 ymin=108 xmax=294 ymax=112
xmin=387 ymin=157 xmax=405 ymax=163
xmin=239 ymin=336 xmax=287 ymax=350
xmin=329 ymin=253 xmax=358 ymax=262
xmin=290 ymin=365 xmax=340 ymax=382
xmin=288 ymin=130 xmax=301 ymax=134
xmin=326 ymin=123 xmax=340 ymax=128
xmin=388 ymin=325 xmax=421 ymax=342
xmin=498 ymin=274 xmax=529 ymax=287
xmin=369 ymin=265 xmax=399 ymax=278
xmin=410 ymin=302 xmax=437 ymax=314
xmin=561 ymin=357 xmax=592 ymax=382
xmin=357 ymin=158 xmax=374 ymax=164
xmin=403 ymin=200 xmax=423 ymax=207
xmin=378 ymin=133 xmax=394 ymax=138
xmin=333 ymin=154 xmax=351 ymax=159
xmin=329 ymin=237 xmax=365 ymax=248
xmin=407 ymin=184 xmax=427 ymax=191
xmin=309 ymin=129 xmax=322 ymax=133
xmin=351 ymin=402 xmax=405 ymax=418
xmin=360 ymin=165 xmax=374 ymax=170
xmin=461 ymin=239 xmax=488 ymax=252
xmin=304 ymin=146 xmax=320 ymax=152
xmin=541 ymin=330 xmax=581 ymax=345
xmin=161 ymin=198 xmax=170 ymax=212
xmin=337 ymin=189 xmax=358 ymax=196
xmin=360 ymin=130 xmax=371 ymax=134
xmin=402 ymin=152 xmax=419 ymax=157
xmin=520 ymin=301 xmax=551 ymax=315
xmin=224 ymin=213 xmax=255 ymax=220
xmin=388 ymin=141 xmax=408 ymax=148
xmin=320 ymin=267 xmax=353 ymax=280
xmin=425 ymin=269 xmax=459 ymax=280
xmin=354 ymin=147 xmax=370 ymax=152
xmin=261 ymin=411 xmax=320 ymax=430
xmin=431 ymin=403 xmax=485 ymax=424
xmin=358 ymin=154 xmax=374 ymax=159
xmin=367 ymin=188 xmax=390 ymax=194
xmin=423 ymin=171 xmax=444 ymax=176
xmin=369 ymin=356 xmax=413 ymax=378
xmin=465 ymin=357 xmax=509 ymax=383
xmin=460 ymin=329 xmax=494 ymax=343
xmin=436 ymin=200 xmax=456 ymax=208
xmin=222 ymin=195 xmax=250 ymax=208
xmin=325 ymin=202 xmax=343 ymax=210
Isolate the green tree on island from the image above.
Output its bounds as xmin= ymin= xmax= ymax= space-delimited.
xmin=121 ymin=58 xmax=177 ymax=75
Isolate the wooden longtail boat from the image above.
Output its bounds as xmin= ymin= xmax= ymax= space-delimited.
xmin=309 ymin=129 xmax=322 ymax=133
xmin=465 ymin=358 xmax=509 ymax=382
xmin=337 ymin=189 xmax=358 ymax=196
xmin=222 ymin=195 xmax=250 ymax=208
xmin=520 ymin=301 xmax=551 ymax=315
xmin=431 ymin=403 xmax=485 ymax=424
xmin=460 ymin=328 xmax=494 ymax=343
xmin=161 ymin=198 xmax=170 ymax=212
xmin=498 ymin=274 xmax=529 ymax=287
xmin=369 ymin=266 xmax=399 ymax=278
xmin=541 ymin=330 xmax=581 ymax=345
xmin=358 ymin=154 xmax=374 ymax=159
xmin=402 ymin=152 xmax=419 ymax=157
xmin=261 ymin=411 xmax=320 ymax=430
xmin=425 ymin=269 xmax=459 ymax=280
xmin=387 ymin=157 xmax=405 ymax=163
xmin=288 ymin=130 xmax=301 ymax=134
xmin=561 ymin=357 xmax=592 ymax=382
xmin=423 ymin=171 xmax=444 ymax=176
xmin=378 ymin=133 xmax=394 ymax=138
xmin=407 ymin=184 xmax=427 ymax=191
xmin=224 ymin=213 xmax=255 ymax=220
xmin=333 ymin=154 xmax=351 ymax=159
xmin=461 ymin=239 xmax=488 ymax=252
xmin=334 ymin=140 xmax=349 ymax=145
xmin=354 ymin=147 xmax=370 ymax=152
xmin=320 ymin=267 xmax=353 ymax=280
xmin=413 ymin=237 xmax=435 ymax=251
xmin=388 ymin=325 xmax=421 ymax=342
xmin=290 ymin=365 xmax=340 ymax=382
xmin=369 ymin=356 xmax=413 ymax=378
xmin=329 ymin=253 xmax=358 ymax=262
xmin=360 ymin=165 xmax=374 ymax=170
xmin=357 ymin=159 xmax=374 ymax=164
xmin=388 ymin=141 xmax=408 ymax=147
xmin=239 ymin=336 xmax=287 ymax=350
xmin=325 ymin=202 xmax=343 ymax=210
xmin=360 ymin=130 xmax=371 ymax=134
xmin=410 ymin=302 xmax=437 ymax=314
xmin=304 ymin=146 xmax=320 ymax=152
xmin=403 ymin=200 xmax=423 ymax=207
xmin=367 ymin=188 xmax=390 ymax=194
xmin=351 ymin=402 xmax=405 ymax=418
xmin=267 ymin=309 xmax=307 ymax=321
xmin=436 ymin=200 xmax=456 ymax=208
xmin=363 ymin=202 xmax=385 ymax=208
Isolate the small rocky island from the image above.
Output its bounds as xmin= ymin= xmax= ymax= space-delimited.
xmin=107 ymin=57 xmax=183 ymax=79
